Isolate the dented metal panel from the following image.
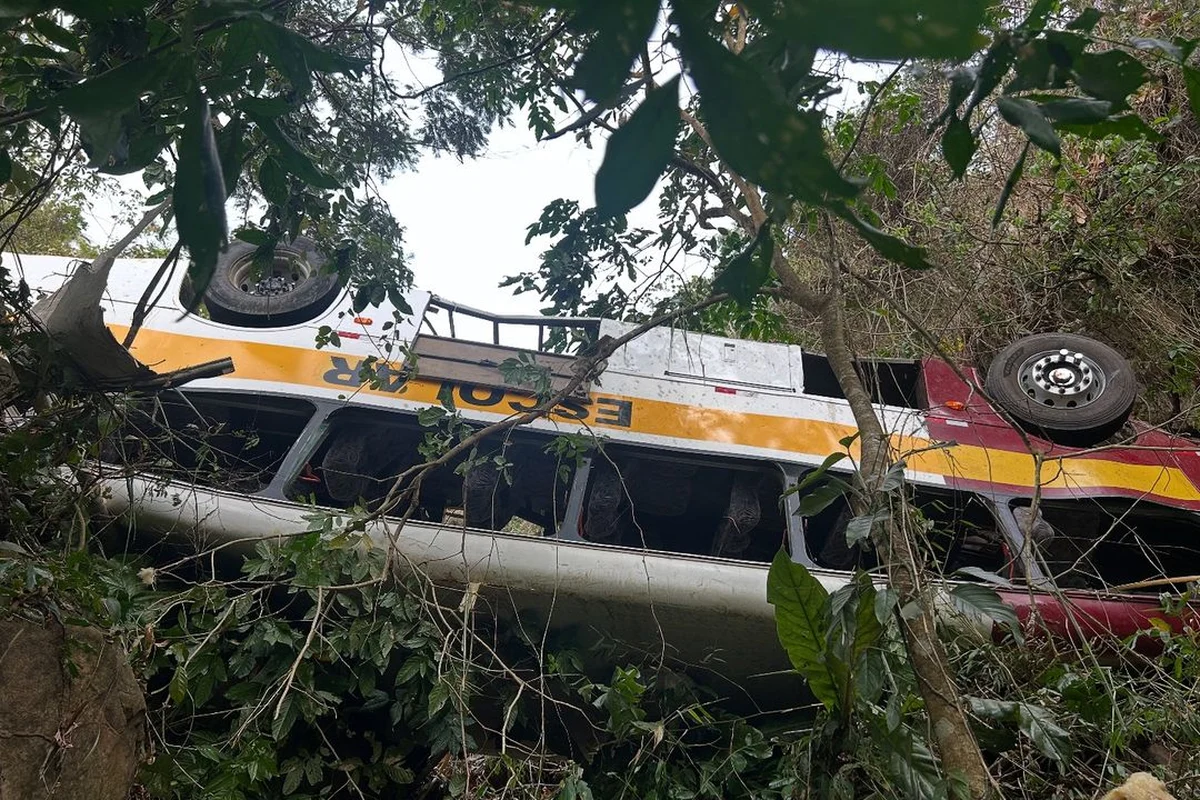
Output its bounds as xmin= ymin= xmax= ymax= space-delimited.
xmin=602 ymin=319 xmax=804 ymax=393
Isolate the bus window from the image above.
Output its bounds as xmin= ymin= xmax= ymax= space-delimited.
xmin=288 ymin=408 xmax=576 ymax=536
xmin=1012 ymin=499 xmax=1200 ymax=592
xmin=106 ymin=391 xmax=314 ymax=493
xmin=804 ymin=483 xmax=1011 ymax=577
xmin=456 ymin=434 xmax=577 ymax=535
xmin=579 ymin=450 xmax=786 ymax=562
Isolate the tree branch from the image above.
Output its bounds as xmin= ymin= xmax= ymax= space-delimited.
xmin=836 ymin=60 xmax=908 ymax=174
xmin=777 ymin=221 xmax=993 ymax=799
xmin=669 ymin=155 xmax=752 ymax=233
xmin=122 ymin=240 xmax=182 ymax=348
xmin=680 ymin=108 xmax=768 ymax=228
xmin=392 ymin=17 xmax=571 ymax=101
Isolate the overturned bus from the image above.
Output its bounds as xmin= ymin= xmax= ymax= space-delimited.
xmin=14 ymin=239 xmax=1200 ymax=706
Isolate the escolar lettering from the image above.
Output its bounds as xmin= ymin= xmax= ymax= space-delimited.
xmin=448 ymin=382 xmax=633 ymax=428
xmin=320 ymin=358 xmax=634 ymax=427
xmin=322 ymin=356 xmax=407 ymax=392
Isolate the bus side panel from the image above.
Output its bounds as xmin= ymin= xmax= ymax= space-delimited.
xmin=919 ymin=358 xmax=1200 ymax=508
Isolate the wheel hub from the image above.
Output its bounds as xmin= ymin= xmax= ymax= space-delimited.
xmin=227 ymin=250 xmax=313 ymax=297
xmin=1018 ymin=349 xmax=1106 ymax=409
xmin=242 ymin=270 xmax=301 ymax=297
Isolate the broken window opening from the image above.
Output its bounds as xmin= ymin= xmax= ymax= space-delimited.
xmin=803 ymin=481 xmax=1010 ymax=578
xmin=288 ymin=408 xmax=577 ymax=536
xmin=578 ymin=448 xmax=787 ymax=562
xmin=105 ymin=391 xmax=314 ymax=493
xmin=1011 ymin=499 xmax=1200 ymax=593
xmin=800 ymin=353 xmax=923 ymax=408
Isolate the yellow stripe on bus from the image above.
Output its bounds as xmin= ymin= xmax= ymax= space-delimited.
xmin=112 ymin=324 xmax=1200 ymax=504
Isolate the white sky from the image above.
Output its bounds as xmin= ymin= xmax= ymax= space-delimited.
xmin=382 ymin=125 xmax=614 ymax=317
xmin=368 ymin=45 xmax=883 ymax=319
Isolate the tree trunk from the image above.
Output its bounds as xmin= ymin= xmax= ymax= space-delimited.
xmin=672 ymin=102 xmax=993 ymax=796
xmin=808 ymin=270 xmax=993 ymax=799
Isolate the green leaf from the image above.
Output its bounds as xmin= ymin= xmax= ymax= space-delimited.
xmin=1017 ymin=0 xmax=1055 ymax=33
xmin=953 ymin=566 xmax=1013 ymax=587
xmin=55 ymin=55 xmax=162 ymax=116
xmin=873 ymin=718 xmax=946 ymax=800
xmin=427 ymin=682 xmax=450 ymax=718
xmin=235 ymin=228 xmax=272 ymax=247
xmin=271 ymin=694 xmax=298 ymax=740
xmin=250 ymin=17 xmax=367 ymax=97
xmin=238 ymin=96 xmax=295 ymax=118
xmin=806 ymin=451 xmax=848 ymax=485
xmin=742 ymin=33 xmax=818 ymax=105
xmin=175 ymin=91 xmax=229 ymax=313
xmin=1183 ymin=66 xmax=1200 ymax=119
xmin=1073 ymin=50 xmax=1149 ymax=106
xmin=849 ymin=575 xmax=882 ymax=667
xmin=845 ymin=511 xmax=888 ymax=547
xmin=965 ymin=39 xmax=1016 ymax=117
xmin=712 ymin=225 xmax=774 ymax=306
xmin=216 ymin=114 xmax=247 ymax=194
xmin=282 ymin=767 xmax=302 ymax=795
xmin=169 ymin=666 xmax=188 ymax=705
xmin=258 ymin=156 xmax=289 ymax=206
xmin=595 ymin=76 xmax=679 ymax=218
xmin=1017 ymin=704 xmax=1072 ymax=772
xmin=1066 ymin=7 xmax=1103 ymax=32
xmin=0 ymin=0 xmax=41 ymax=16
xmin=31 ymin=17 xmax=79 ymax=50
xmin=996 ymin=96 xmax=1060 ymax=157
xmin=932 ymin=66 xmax=976 ymax=128
xmin=836 ymin=206 xmax=933 ymax=269
xmin=941 ymin=115 xmax=976 ymax=179
xmin=571 ymin=0 xmax=658 ymax=103
xmin=1038 ymin=98 xmax=1112 ymax=124
xmin=361 ymin=688 xmax=389 ymax=712
xmin=15 ymin=42 xmax=64 ymax=61
xmin=221 ymin=19 xmax=260 ymax=73
xmin=948 ymin=583 xmax=1022 ymax=642
xmin=71 ymin=106 xmax=132 ymax=168
xmin=881 ymin=459 xmax=907 ymax=492
xmin=1006 ymin=34 xmax=1084 ymax=95
xmin=675 ymin=10 xmax=858 ymax=202
xmin=782 ymin=450 xmax=848 ymax=499
xmin=748 ymin=0 xmax=989 ymax=60
xmin=796 ymin=477 xmax=851 ymax=517
xmin=967 ymin=698 xmax=1072 ymax=772
xmin=0 ymin=149 xmax=10 ymax=185
xmin=247 ymin=111 xmax=340 ymax=190
xmin=992 ymin=142 xmax=1029 ymax=228
xmin=1056 ymin=114 xmax=1162 ymax=141
xmin=107 ymin=130 xmax=170 ymax=176
xmin=767 ymin=550 xmax=840 ymax=708
xmin=874 ymin=586 xmax=898 ymax=624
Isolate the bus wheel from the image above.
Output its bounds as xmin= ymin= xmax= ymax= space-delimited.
xmin=202 ymin=237 xmax=342 ymax=327
xmin=984 ymin=333 xmax=1137 ymax=446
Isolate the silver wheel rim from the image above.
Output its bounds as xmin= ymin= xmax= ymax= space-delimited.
xmin=227 ymin=246 xmax=315 ymax=297
xmin=1017 ymin=348 xmax=1106 ymax=409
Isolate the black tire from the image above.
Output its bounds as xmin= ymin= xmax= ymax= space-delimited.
xmin=984 ymin=333 xmax=1137 ymax=446
xmin=201 ymin=236 xmax=342 ymax=327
